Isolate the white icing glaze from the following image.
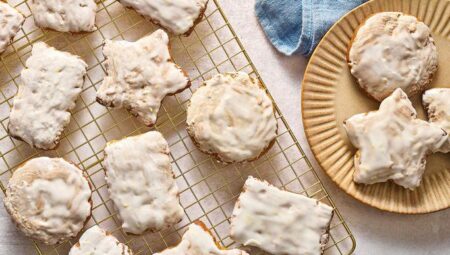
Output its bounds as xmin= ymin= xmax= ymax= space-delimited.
xmin=30 ymin=0 xmax=97 ymax=32
xmin=349 ymin=12 xmax=438 ymax=101
xmin=186 ymin=72 xmax=277 ymax=163
xmin=118 ymin=0 xmax=208 ymax=35
xmin=155 ymin=221 xmax=248 ymax=255
xmin=344 ymin=88 xmax=448 ymax=189
xmin=3 ymin=157 xmax=92 ymax=245
xmin=423 ymin=88 xmax=450 ymax=153
xmin=8 ymin=42 xmax=87 ymax=150
xmin=69 ymin=226 xmax=133 ymax=255
xmin=96 ymin=29 xmax=189 ymax=126
xmin=230 ymin=176 xmax=333 ymax=255
xmin=0 ymin=2 xmax=24 ymax=53
xmin=104 ymin=131 xmax=183 ymax=234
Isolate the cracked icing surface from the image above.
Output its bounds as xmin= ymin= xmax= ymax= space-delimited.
xmin=104 ymin=131 xmax=183 ymax=235
xmin=349 ymin=12 xmax=438 ymax=101
xmin=3 ymin=157 xmax=92 ymax=245
xmin=69 ymin=226 xmax=133 ymax=255
xmin=344 ymin=88 xmax=448 ymax=189
xmin=8 ymin=42 xmax=87 ymax=150
xmin=96 ymin=29 xmax=189 ymax=126
xmin=30 ymin=0 xmax=97 ymax=32
xmin=230 ymin=176 xmax=333 ymax=255
xmin=0 ymin=2 xmax=24 ymax=53
xmin=423 ymin=88 xmax=450 ymax=153
xmin=155 ymin=221 xmax=248 ymax=255
xmin=118 ymin=0 xmax=208 ymax=35
xmin=186 ymin=72 xmax=277 ymax=163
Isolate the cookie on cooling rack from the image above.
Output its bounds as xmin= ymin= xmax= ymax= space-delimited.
xmin=154 ymin=221 xmax=248 ymax=255
xmin=423 ymin=88 xmax=450 ymax=153
xmin=69 ymin=226 xmax=133 ymax=255
xmin=96 ymin=29 xmax=190 ymax=127
xmin=103 ymin=131 xmax=184 ymax=235
xmin=348 ymin=12 xmax=438 ymax=101
xmin=8 ymin=42 xmax=87 ymax=150
xmin=30 ymin=0 xmax=97 ymax=32
xmin=230 ymin=176 xmax=333 ymax=255
xmin=186 ymin=72 xmax=278 ymax=163
xmin=0 ymin=2 xmax=24 ymax=53
xmin=344 ymin=88 xmax=448 ymax=190
xmin=118 ymin=0 xmax=208 ymax=35
xmin=3 ymin=157 xmax=92 ymax=245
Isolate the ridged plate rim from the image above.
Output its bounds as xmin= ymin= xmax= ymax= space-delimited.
xmin=301 ymin=0 xmax=450 ymax=214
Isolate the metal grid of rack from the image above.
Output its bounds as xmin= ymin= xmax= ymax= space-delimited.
xmin=0 ymin=0 xmax=355 ymax=254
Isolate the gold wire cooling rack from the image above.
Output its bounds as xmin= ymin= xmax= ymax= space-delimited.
xmin=0 ymin=0 xmax=355 ymax=254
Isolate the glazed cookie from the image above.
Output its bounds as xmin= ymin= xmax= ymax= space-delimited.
xmin=8 ymin=42 xmax=87 ymax=150
xmin=154 ymin=221 xmax=248 ymax=255
xmin=423 ymin=88 xmax=450 ymax=153
xmin=0 ymin=2 xmax=24 ymax=53
xmin=186 ymin=72 xmax=277 ymax=163
xmin=30 ymin=0 xmax=97 ymax=32
xmin=348 ymin=12 xmax=438 ymax=101
xmin=103 ymin=131 xmax=184 ymax=234
xmin=3 ymin=157 xmax=92 ymax=245
xmin=118 ymin=0 xmax=208 ymax=35
xmin=344 ymin=88 xmax=447 ymax=189
xmin=96 ymin=29 xmax=190 ymax=126
xmin=69 ymin=226 xmax=133 ymax=255
xmin=230 ymin=176 xmax=333 ymax=255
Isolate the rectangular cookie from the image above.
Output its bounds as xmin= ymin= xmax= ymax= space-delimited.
xmin=230 ymin=176 xmax=333 ymax=255
xmin=8 ymin=42 xmax=87 ymax=150
xmin=103 ymin=131 xmax=184 ymax=235
xmin=118 ymin=0 xmax=208 ymax=35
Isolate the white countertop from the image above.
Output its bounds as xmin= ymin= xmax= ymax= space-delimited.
xmin=2 ymin=1 xmax=450 ymax=254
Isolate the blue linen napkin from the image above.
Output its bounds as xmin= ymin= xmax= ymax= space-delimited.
xmin=255 ymin=0 xmax=367 ymax=56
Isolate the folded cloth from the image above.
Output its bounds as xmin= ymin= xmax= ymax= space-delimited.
xmin=255 ymin=0 xmax=366 ymax=56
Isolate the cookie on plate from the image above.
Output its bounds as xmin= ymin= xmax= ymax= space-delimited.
xmin=230 ymin=176 xmax=333 ymax=255
xmin=154 ymin=221 xmax=248 ymax=255
xmin=344 ymin=88 xmax=448 ymax=189
xmin=3 ymin=157 xmax=92 ymax=245
xmin=0 ymin=2 xmax=24 ymax=53
xmin=8 ymin=42 xmax=87 ymax=150
xmin=423 ymin=88 xmax=450 ymax=153
xmin=348 ymin=12 xmax=438 ymax=101
xmin=96 ymin=29 xmax=190 ymax=127
xmin=69 ymin=226 xmax=133 ymax=255
xmin=186 ymin=72 xmax=278 ymax=163
xmin=30 ymin=0 xmax=97 ymax=32
xmin=118 ymin=0 xmax=208 ymax=35
xmin=103 ymin=131 xmax=184 ymax=235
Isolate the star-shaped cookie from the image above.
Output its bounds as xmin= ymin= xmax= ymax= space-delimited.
xmin=344 ymin=88 xmax=448 ymax=189
xmin=96 ymin=29 xmax=190 ymax=126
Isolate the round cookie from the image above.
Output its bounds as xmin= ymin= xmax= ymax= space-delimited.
xmin=3 ymin=157 xmax=92 ymax=245
xmin=186 ymin=72 xmax=278 ymax=163
xmin=348 ymin=12 xmax=438 ymax=101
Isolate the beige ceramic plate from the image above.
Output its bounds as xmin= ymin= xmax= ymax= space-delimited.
xmin=302 ymin=0 xmax=450 ymax=213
